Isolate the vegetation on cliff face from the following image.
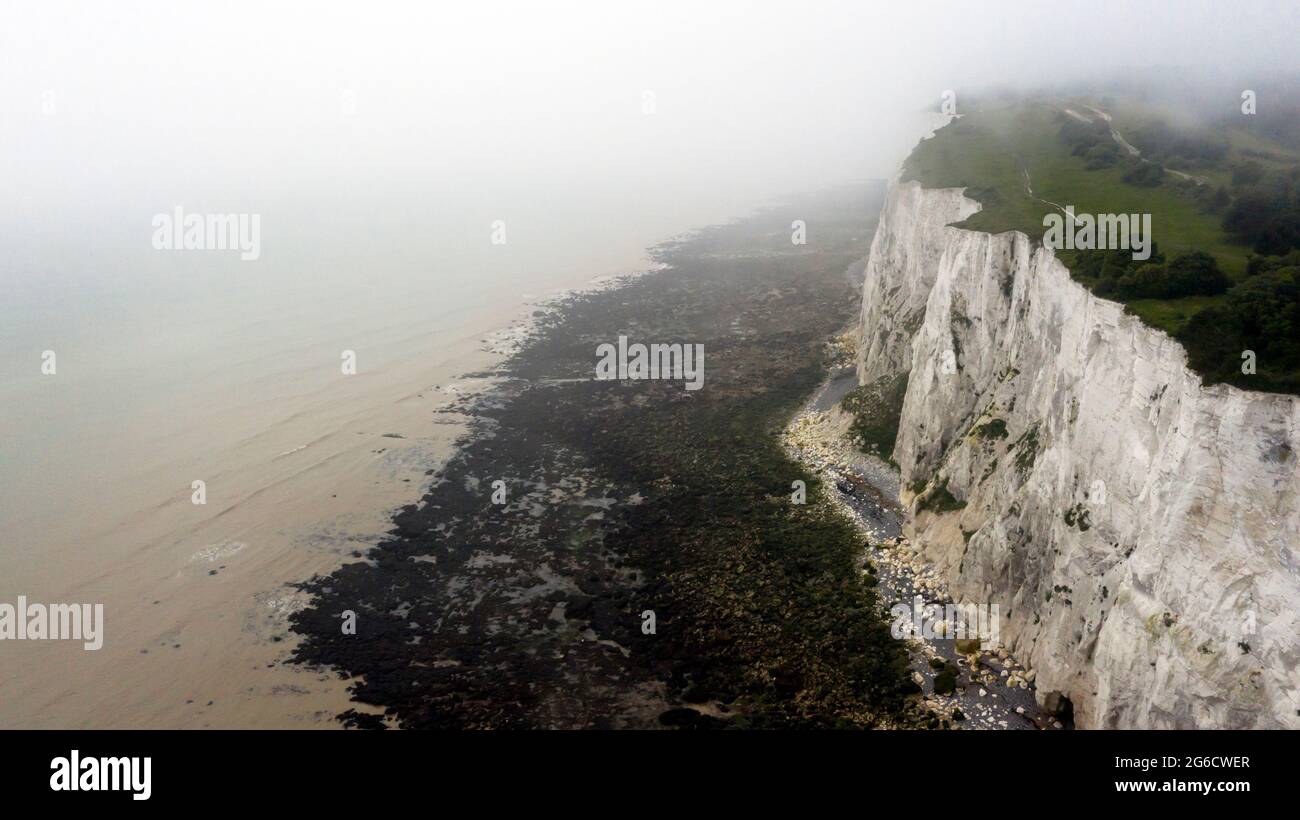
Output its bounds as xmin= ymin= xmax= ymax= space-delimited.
xmin=841 ymin=373 xmax=909 ymax=464
xmin=903 ymin=96 xmax=1300 ymax=395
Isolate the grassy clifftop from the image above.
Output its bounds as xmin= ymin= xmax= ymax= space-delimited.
xmin=902 ymin=96 xmax=1300 ymax=395
xmin=904 ymin=101 xmax=1249 ymax=274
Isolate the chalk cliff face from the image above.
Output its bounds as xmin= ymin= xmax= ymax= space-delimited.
xmin=858 ymin=179 xmax=1300 ymax=729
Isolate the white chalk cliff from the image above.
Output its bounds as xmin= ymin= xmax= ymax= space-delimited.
xmin=857 ymin=177 xmax=1300 ymax=728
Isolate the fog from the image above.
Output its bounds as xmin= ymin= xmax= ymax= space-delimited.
xmin=4 ymin=1 xmax=1298 ymax=248
xmin=3 ymin=0 xmax=1300 ymax=544
xmin=2 ymin=0 xmax=1299 ymax=732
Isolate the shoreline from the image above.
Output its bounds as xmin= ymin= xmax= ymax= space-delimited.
xmin=0 ymin=256 xmax=668 ymax=729
xmin=288 ymin=181 xmax=928 ymax=728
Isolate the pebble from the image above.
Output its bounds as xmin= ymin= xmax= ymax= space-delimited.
xmin=785 ymin=400 xmax=1048 ymax=731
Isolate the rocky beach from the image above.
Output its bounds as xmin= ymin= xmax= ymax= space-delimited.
xmin=288 ymin=182 xmax=983 ymax=728
xmin=285 ymin=180 xmax=1074 ymax=730
xmin=784 ymin=358 xmax=1060 ymax=730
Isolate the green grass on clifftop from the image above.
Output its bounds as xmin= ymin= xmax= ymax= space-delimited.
xmin=903 ymin=101 xmax=1248 ymax=275
xmin=902 ymin=97 xmax=1300 ymax=395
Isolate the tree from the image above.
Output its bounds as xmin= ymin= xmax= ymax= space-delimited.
xmin=1226 ymin=268 xmax=1300 ymax=362
xmin=1083 ymin=144 xmax=1119 ymax=170
xmin=1122 ymin=160 xmax=1165 ymax=187
xmin=1167 ymin=251 xmax=1230 ymax=296
xmin=1231 ymin=160 xmax=1265 ymax=187
xmin=1116 ymin=263 xmax=1173 ymax=299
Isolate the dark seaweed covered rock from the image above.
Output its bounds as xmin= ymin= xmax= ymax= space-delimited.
xmin=289 ymin=183 xmax=912 ymax=729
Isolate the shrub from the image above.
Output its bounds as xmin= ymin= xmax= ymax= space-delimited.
xmin=1166 ymin=251 xmax=1230 ymax=296
xmin=1109 ymin=252 xmax=1227 ymax=300
xmin=1116 ymin=262 xmax=1173 ymax=299
xmin=1179 ymin=267 xmax=1300 ymax=392
xmin=1083 ymin=143 xmax=1119 ymax=170
xmin=973 ymin=418 xmax=1009 ymax=440
xmin=1122 ymin=160 xmax=1165 ymax=187
xmin=916 ymin=477 xmax=967 ymax=514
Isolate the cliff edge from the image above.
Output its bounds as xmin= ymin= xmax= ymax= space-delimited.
xmin=857 ymin=178 xmax=1300 ymax=728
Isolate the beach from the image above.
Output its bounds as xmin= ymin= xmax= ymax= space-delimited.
xmin=288 ymin=182 xmax=922 ymax=728
xmin=0 ymin=283 xmax=541 ymax=727
xmin=0 ymin=202 xmax=729 ymax=728
xmin=1 ymin=180 xmax=929 ymax=729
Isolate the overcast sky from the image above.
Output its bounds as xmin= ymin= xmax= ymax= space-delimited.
xmin=2 ymin=0 xmax=1299 ymax=256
